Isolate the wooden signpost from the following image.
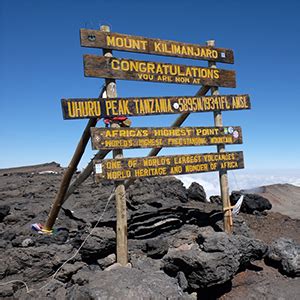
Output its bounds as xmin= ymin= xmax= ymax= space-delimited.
xmin=80 ymin=29 xmax=234 ymax=63
xmin=94 ymin=151 xmax=244 ymax=181
xmin=90 ymin=126 xmax=242 ymax=150
xmin=83 ymin=55 xmax=236 ymax=87
xmin=61 ymin=94 xmax=250 ymax=119
xmin=46 ymin=24 xmax=251 ymax=267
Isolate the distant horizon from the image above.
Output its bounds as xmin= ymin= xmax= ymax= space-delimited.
xmin=1 ymin=160 xmax=299 ymax=198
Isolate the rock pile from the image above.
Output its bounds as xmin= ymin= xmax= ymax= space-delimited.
xmin=0 ymin=168 xmax=299 ymax=299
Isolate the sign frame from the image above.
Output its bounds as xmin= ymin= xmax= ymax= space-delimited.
xmin=90 ymin=126 xmax=243 ymax=150
xmin=83 ymin=55 xmax=236 ymax=88
xmin=61 ymin=94 xmax=250 ymax=119
xmin=94 ymin=151 xmax=244 ymax=181
xmin=80 ymin=29 xmax=234 ymax=64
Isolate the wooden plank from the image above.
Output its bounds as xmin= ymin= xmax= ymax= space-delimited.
xmin=80 ymin=29 xmax=234 ymax=64
xmin=94 ymin=151 xmax=244 ymax=181
xmin=90 ymin=126 xmax=243 ymax=150
xmin=83 ymin=55 xmax=236 ymax=88
xmin=61 ymin=94 xmax=249 ymax=119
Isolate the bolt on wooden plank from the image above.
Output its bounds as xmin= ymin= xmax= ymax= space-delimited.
xmin=90 ymin=126 xmax=242 ymax=150
xmin=94 ymin=151 xmax=244 ymax=181
xmin=61 ymin=94 xmax=250 ymax=119
xmin=80 ymin=29 xmax=234 ymax=64
xmin=83 ymin=55 xmax=236 ymax=88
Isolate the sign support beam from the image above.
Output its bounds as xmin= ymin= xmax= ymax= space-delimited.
xmin=102 ymin=25 xmax=128 ymax=266
xmin=44 ymin=118 xmax=99 ymax=231
xmin=207 ymin=40 xmax=233 ymax=234
xmin=43 ymin=26 xmax=105 ymax=231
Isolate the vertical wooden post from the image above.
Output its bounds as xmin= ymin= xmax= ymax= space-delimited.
xmin=101 ymin=25 xmax=128 ymax=265
xmin=207 ymin=40 xmax=233 ymax=234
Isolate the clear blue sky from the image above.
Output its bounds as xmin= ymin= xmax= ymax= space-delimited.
xmin=1 ymin=0 xmax=300 ymax=171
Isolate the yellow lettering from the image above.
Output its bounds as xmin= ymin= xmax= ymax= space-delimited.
xmin=118 ymin=100 xmax=130 ymax=115
xmin=67 ymin=102 xmax=76 ymax=118
xmin=106 ymin=36 xmax=115 ymax=47
xmin=185 ymin=163 xmax=209 ymax=173
xmin=154 ymin=42 xmax=162 ymax=52
xmin=111 ymin=59 xmax=120 ymax=70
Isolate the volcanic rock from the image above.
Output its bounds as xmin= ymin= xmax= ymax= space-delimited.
xmin=0 ymin=243 xmax=78 ymax=283
xmin=144 ymin=238 xmax=169 ymax=259
xmin=128 ymin=177 xmax=188 ymax=207
xmin=163 ymin=230 xmax=268 ymax=290
xmin=266 ymin=238 xmax=300 ymax=276
xmin=230 ymin=191 xmax=272 ymax=214
xmin=67 ymin=267 xmax=190 ymax=299
xmin=209 ymin=195 xmax=222 ymax=205
xmin=0 ymin=205 xmax=10 ymax=222
xmin=187 ymin=182 xmax=206 ymax=202
xmin=97 ymin=253 xmax=116 ymax=269
xmin=1 ymin=163 xmax=299 ymax=299
xmin=72 ymin=227 xmax=116 ymax=263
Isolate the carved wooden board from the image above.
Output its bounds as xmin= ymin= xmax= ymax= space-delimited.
xmin=83 ymin=55 xmax=236 ymax=88
xmin=80 ymin=29 xmax=234 ymax=63
xmin=90 ymin=126 xmax=242 ymax=150
xmin=94 ymin=151 xmax=244 ymax=181
xmin=61 ymin=94 xmax=250 ymax=119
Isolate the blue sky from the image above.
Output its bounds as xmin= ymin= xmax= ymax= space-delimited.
xmin=1 ymin=0 xmax=300 ymax=177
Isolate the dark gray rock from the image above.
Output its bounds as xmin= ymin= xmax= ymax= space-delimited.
xmin=97 ymin=253 xmax=116 ymax=269
xmin=266 ymin=238 xmax=300 ymax=276
xmin=164 ymin=242 xmax=239 ymax=290
xmin=130 ymin=254 xmax=163 ymax=272
xmin=230 ymin=192 xmax=272 ymax=214
xmin=0 ymin=283 xmax=14 ymax=298
xmin=128 ymin=177 xmax=188 ymax=207
xmin=161 ymin=177 xmax=188 ymax=203
xmin=200 ymin=232 xmax=267 ymax=269
xmin=14 ymin=279 xmax=66 ymax=299
xmin=0 ymin=229 xmax=16 ymax=249
xmin=177 ymin=271 xmax=188 ymax=291
xmin=210 ymin=195 xmax=222 ymax=205
xmin=128 ymin=178 xmax=163 ymax=207
xmin=56 ymin=262 xmax=86 ymax=282
xmin=73 ymin=227 xmax=116 ymax=263
xmin=163 ymin=232 xmax=268 ymax=290
xmin=187 ymin=182 xmax=206 ymax=202
xmin=215 ymin=215 xmax=254 ymax=238
xmin=0 ymin=244 xmax=78 ymax=283
xmin=0 ymin=205 xmax=10 ymax=222
xmin=67 ymin=268 xmax=189 ymax=299
xmin=144 ymin=238 xmax=169 ymax=259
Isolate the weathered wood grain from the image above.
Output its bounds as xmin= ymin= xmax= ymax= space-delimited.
xmin=61 ymin=94 xmax=250 ymax=119
xmin=80 ymin=29 xmax=234 ymax=63
xmin=83 ymin=55 xmax=236 ymax=88
xmin=90 ymin=126 xmax=243 ymax=150
xmin=94 ymin=151 xmax=244 ymax=181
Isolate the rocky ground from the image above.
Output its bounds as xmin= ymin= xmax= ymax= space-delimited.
xmin=0 ymin=162 xmax=299 ymax=299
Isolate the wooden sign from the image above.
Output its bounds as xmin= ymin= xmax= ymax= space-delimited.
xmin=83 ymin=55 xmax=236 ymax=88
xmin=61 ymin=94 xmax=250 ymax=119
xmin=80 ymin=29 xmax=234 ymax=64
xmin=94 ymin=151 xmax=244 ymax=181
xmin=90 ymin=126 xmax=242 ymax=150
